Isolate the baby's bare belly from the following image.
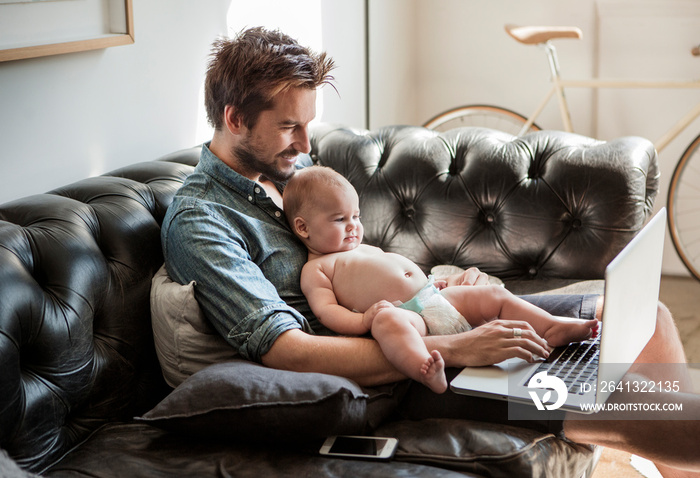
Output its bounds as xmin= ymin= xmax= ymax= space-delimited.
xmin=332 ymin=252 xmax=428 ymax=313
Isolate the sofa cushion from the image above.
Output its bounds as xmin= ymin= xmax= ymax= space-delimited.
xmin=43 ymin=422 xmax=475 ymax=478
xmin=150 ymin=264 xmax=237 ymax=387
xmin=376 ymin=418 xmax=595 ymax=477
xmin=137 ymin=360 xmax=371 ymax=441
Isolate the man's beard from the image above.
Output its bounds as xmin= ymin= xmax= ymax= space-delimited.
xmin=233 ymin=141 xmax=298 ymax=183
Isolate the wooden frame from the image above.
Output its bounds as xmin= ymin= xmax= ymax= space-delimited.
xmin=0 ymin=0 xmax=134 ymax=62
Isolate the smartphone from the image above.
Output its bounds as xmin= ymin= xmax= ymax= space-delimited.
xmin=319 ymin=435 xmax=398 ymax=460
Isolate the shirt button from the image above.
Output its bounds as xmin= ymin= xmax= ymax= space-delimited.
xmin=248 ymin=195 xmax=253 ymax=202
xmin=275 ymin=211 xmax=281 ymax=218
xmin=254 ymin=187 xmax=261 ymax=194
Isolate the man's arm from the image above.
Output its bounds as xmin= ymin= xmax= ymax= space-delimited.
xmin=262 ymin=319 xmax=552 ymax=387
xmin=261 ymin=328 xmax=404 ymax=386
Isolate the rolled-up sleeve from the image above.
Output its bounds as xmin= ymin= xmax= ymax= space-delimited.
xmin=162 ymin=199 xmax=312 ymax=363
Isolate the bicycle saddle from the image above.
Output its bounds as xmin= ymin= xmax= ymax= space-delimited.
xmin=505 ymin=24 xmax=583 ymax=45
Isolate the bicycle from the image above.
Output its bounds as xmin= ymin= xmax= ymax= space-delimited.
xmin=423 ymin=24 xmax=700 ymax=281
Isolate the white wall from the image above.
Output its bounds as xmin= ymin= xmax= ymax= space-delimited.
xmin=0 ymin=0 xmax=230 ymax=204
xmin=367 ymin=0 xmax=419 ymax=128
xmin=320 ymin=0 xmax=367 ymax=129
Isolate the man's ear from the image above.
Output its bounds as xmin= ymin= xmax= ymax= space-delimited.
xmin=223 ymin=105 xmax=244 ymax=134
xmin=293 ymin=217 xmax=309 ymax=238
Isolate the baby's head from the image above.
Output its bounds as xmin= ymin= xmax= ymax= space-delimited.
xmin=283 ymin=165 xmax=363 ymax=255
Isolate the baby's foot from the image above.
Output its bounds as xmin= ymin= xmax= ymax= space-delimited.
xmin=543 ymin=317 xmax=599 ymax=347
xmin=419 ymin=350 xmax=447 ymax=394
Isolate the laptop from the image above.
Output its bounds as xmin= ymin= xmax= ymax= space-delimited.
xmin=450 ymin=208 xmax=667 ymax=413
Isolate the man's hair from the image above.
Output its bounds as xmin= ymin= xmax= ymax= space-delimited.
xmin=283 ymin=166 xmax=354 ymax=224
xmin=205 ymin=27 xmax=336 ymax=130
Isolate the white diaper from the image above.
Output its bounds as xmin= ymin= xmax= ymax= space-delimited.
xmin=396 ymin=277 xmax=472 ymax=336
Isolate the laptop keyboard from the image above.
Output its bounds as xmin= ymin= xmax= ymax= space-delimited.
xmin=528 ymin=336 xmax=600 ymax=395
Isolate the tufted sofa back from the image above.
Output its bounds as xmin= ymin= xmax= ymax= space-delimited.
xmin=310 ymin=125 xmax=658 ymax=279
xmin=0 ymin=125 xmax=657 ymax=473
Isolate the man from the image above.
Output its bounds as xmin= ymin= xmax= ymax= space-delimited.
xmin=161 ymin=27 xmax=699 ymax=476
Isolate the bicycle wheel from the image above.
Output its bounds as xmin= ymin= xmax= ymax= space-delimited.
xmin=668 ymin=133 xmax=700 ymax=280
xmin=423 ymin=104 xmax=542 ymax=135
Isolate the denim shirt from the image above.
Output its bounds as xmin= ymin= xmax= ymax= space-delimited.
xmin=161 ymin=144 xmax=318 ymax=363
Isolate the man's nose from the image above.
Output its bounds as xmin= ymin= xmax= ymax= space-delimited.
xmin=294 ymin=127 xmax=311 ymax=154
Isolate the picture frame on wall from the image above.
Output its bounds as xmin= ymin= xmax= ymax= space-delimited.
xmin=0 ymin=0 xmax=134 ymax=62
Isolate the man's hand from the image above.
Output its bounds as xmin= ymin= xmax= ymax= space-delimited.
xmin=445 ymin=267 xmax=490 ymax=287
xmin=427 ymin=320 xmax=551 ymax=368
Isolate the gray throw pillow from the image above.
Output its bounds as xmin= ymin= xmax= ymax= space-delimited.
xmin=137 ymin=360 xmax=372 ymax=442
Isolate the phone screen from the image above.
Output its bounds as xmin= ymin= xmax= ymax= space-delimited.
xmin=328 ymin=436 xmax=382 ymax=455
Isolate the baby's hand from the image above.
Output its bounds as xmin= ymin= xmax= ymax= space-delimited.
xmin=362 ymin=300 xmax=394 ymax=329
xmin=433 ymin=279 xmax=448 ymax=290
xmin=446 ymin=267 xmax=490 ymax=287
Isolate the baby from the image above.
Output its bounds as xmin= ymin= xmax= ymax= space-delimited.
xmin=283 ymin=166 xmax=597 ymax=393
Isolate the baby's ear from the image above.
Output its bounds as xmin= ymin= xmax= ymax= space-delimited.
xmin=293 ymin=217 xmax=309 ymax=238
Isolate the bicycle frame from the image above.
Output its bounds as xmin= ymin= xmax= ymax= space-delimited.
xmin=519 ymin=42 xmax=700 ymax=152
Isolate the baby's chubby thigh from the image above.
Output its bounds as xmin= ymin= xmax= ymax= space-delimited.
xmin=439 ymin=284 xmax=513 ymax=326
xmin=371 ymin=305 xmax=428 ymax=338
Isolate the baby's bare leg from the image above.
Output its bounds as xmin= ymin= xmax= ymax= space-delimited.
xmin=371 ymin=307 xmax=447 ymax=393
xmin=441 ymin=285 xmax=597 ymax=347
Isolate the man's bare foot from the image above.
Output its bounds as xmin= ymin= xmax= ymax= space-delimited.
xmin=543 ymin=317 xmax=599 ymax=347
xmin=420 ymin=350 xmax=447 ymax=394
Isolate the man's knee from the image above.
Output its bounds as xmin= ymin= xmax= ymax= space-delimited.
xmin=657 ymin=301 xmax=672 ymax=321
xmin=654 ymin=301 xmax=681 ymax=342
xmin=596 ymin=295 xmax=604 ymax=319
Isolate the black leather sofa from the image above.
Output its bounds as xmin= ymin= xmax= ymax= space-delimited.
xmin=0 ymin=124 xmax=658 ymax=477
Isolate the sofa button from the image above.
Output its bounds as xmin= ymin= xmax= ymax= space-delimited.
xmin=485 ymin=213 xmax=495 ymax=224
xmin=528 ymin=267 xmax=538 ymax=277
xmin=572 ymin=218 xmax=582 ymax=229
